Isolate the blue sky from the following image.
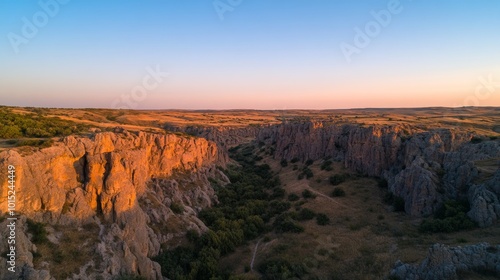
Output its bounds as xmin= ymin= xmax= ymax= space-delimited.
xmin=0 ymin=0 xmax=499 ymax=109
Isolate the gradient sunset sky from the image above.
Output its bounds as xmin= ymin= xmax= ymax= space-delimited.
xmin=1 ymin=0 xmax=499 ymax=109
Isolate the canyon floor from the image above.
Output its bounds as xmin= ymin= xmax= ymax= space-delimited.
xmin=0 ymin=106 xmax=499 ymax=280
xmin=219 ymin=150 xmax=500 ymax=280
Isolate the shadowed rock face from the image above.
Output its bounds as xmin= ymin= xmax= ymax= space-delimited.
xmin=173 ymin=121 xmax=499 ymax=221
xmin=0 ymin=131 xmax=226 ymax=280
xmin=256 ymin=122 xmax=500 ymax=218
xmin=468 ymin=169 xmax=500 ymax=228
xmin=390 ymin=243 xmax=500 ymax=280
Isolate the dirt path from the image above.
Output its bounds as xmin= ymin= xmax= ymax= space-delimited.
xmin=305 ymin=185 xmax=356 ymax=210
xmin=250 ymin=238 xmax=262 ymax=271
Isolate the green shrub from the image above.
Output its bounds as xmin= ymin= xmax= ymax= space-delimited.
xmin=316 ymin=214 xmax=330 ymax=226
xmin=287 ymin=193 xmax=300 ymax=202
xmin=320 ymin=160 xmax=333 ymax=170
xmin=273 ymin=216 xmax=304 ymax=233
xmin=302 ymin=189 xmax=315 ymax=199
xmin=258 ymin=259 xmax=307 ymax=280
xmin=280 ymin=159 xmax=288 ymax=167
xmin=268 ymin=201 xmax=291 ymax=216
xmin=301 ymin=167 xmax=314 ymax=179
xmin=419 ymin=200 xmax=475 ymax=233
xmin=0 ymin=125 xmax=22 ymax=138
xmin=186 ymin=229 xmax=200 ymax=243
xmin=0 ymin=108 xmax=88 ymax=139
xmin=170 ymin=203 xmax=184 ymax=214
xmin=296 ymin=208 xmax=316 ymax=221
xmin=271 ymin=187 xmax=286 ymax=199
xmin=331 ymin=187 xmax=346 ymax=197
xmin=26 ymin=220 xmax=48 ymax=244
xmin=305 ymin=159 xmax=314 ymax=166
xmin=329 ymin=174 xmax=347 ymax=186
xmin=290 ymin=157 xmax=299 ymax=163
xmin=16 ymin=139 xmax=54 ymax=148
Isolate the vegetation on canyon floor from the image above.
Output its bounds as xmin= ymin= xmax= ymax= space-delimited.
xmin=154 ymin=145 xmax=335 ymax=280
xmin=153 ymin=139 xmax=499 ymax=280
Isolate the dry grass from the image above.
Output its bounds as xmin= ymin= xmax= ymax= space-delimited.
xmin=2 ymin=106 xmax=499 ymax=137
xmin=33 ymin=223 xmax=100 ymax=279
xmin=219 ymin=156 xmax=500 ymax=279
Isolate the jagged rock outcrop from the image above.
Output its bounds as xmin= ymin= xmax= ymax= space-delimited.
xmin=0 ymin=216 xmax=52 ymax=280
xmin=257 ymin=122 xmax=500 ymax=218
xmin=468 ymin=169 xmax=500 ymax=227
xmin=390 ymin=243 xmax=500 ymax=279
xmin=0 ymin=131 xmax=226 ymax=279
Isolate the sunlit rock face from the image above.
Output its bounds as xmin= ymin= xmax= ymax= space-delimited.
xmin=0 ymin=131 xmax=226 ymax=279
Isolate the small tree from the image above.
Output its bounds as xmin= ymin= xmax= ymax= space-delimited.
xmin=316 ymin=214 xmax=330 ymax=226
xmin=302 ymin=189 xmax=314 ymax=199
xmin=331 ymin=187 xmax=346 ymax=197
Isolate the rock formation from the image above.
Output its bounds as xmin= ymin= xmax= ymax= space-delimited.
xmin=0 ymin=130 xmax=226 ymax=279
xmin=390 ymin=243 xmax=500 ymax=279
xmin=256 ymin=122 xmax=499 ymax=218
xmin=0 ymin=121 xmax=498 ymax=279
xmin=467 ymin=169 xmax=500 ymax=227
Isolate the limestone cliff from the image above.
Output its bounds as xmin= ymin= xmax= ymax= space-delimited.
xmin=256 ymin=122 xmax=500 ymax=219
xmin=0 ymin=130 xmax=227 ymax=279
xmin=390 ymin=243 xmax=500 ymax=279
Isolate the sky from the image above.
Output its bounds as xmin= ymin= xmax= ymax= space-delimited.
xmin=0 ymin=0 xmax=499 ymax=109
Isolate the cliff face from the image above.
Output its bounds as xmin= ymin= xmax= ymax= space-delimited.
xmin=257 ymin=122 xmax=415 ymax=174
xmin=257 ymin=122 xmax=500 ymax=218
xmin=390 ymin=243 xmax=500 ymax=280
xmin=0 ymin=122 xmax=498 ymax=279
xmin=0 ymin=131 xmax=226 ymax=279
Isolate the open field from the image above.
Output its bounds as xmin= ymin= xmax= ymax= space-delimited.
xmin=2 ymin=106 xmax=500 ymax=136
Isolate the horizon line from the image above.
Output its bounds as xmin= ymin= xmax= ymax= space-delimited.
xmin=2 ymin=105 xmax=499 ymax=112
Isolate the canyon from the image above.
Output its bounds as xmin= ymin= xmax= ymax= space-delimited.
xmin=0 ymin=107 xmax=499 ymax=279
